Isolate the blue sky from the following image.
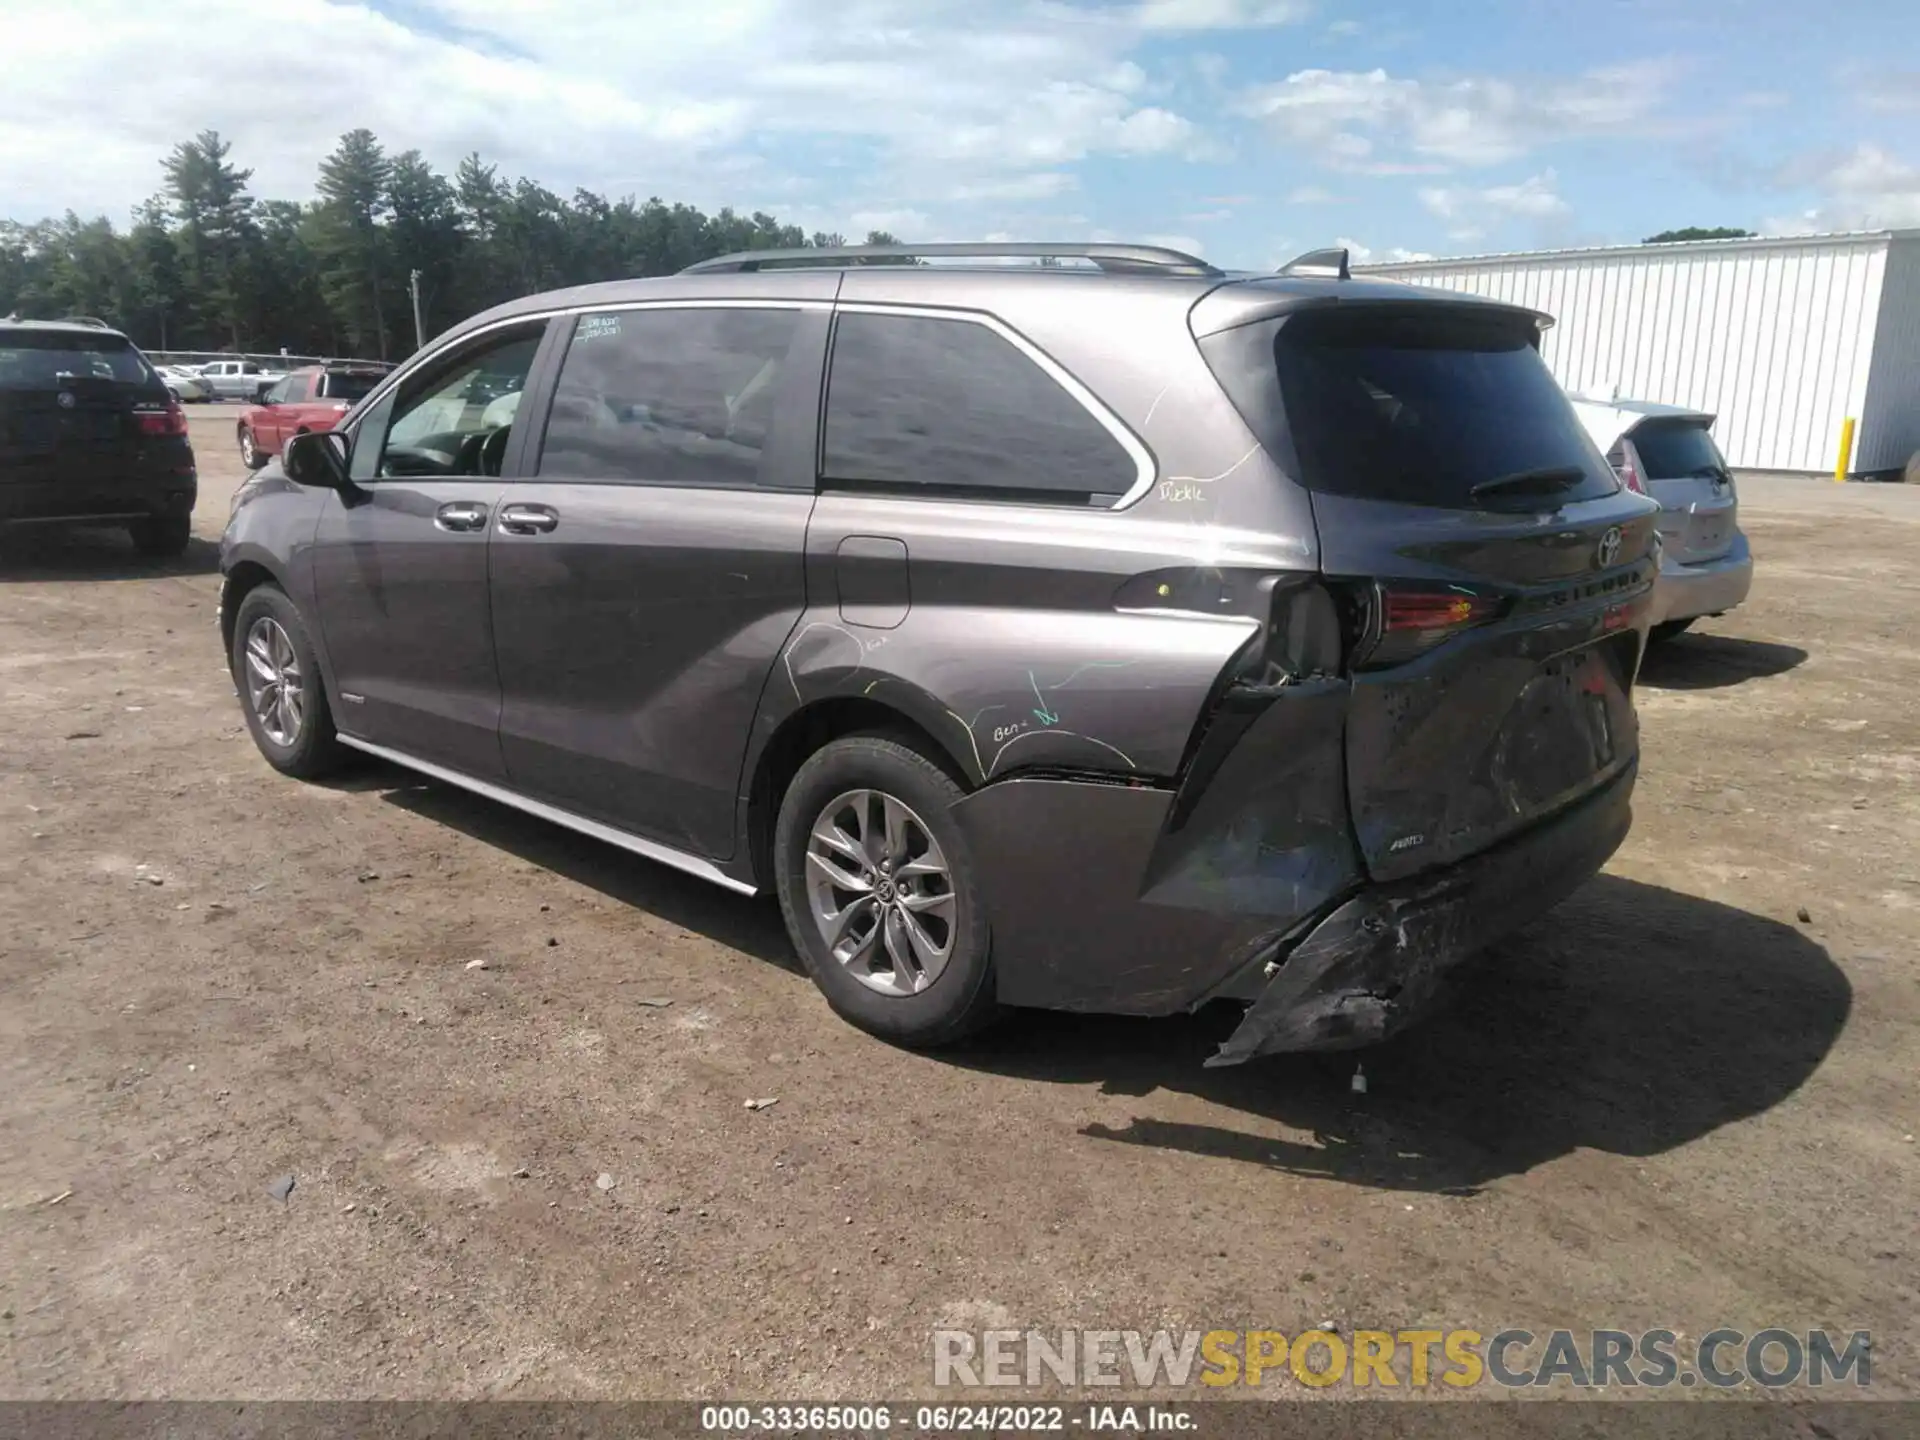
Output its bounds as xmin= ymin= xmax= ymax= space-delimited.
xmin=2 ymin=0 xmax=1916 ymax=267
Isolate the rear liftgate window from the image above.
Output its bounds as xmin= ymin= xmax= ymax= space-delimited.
xmin=1212 ymin=308 xmax=1618 ymax=508
xmin=0 ymin=332 xmax=152 ymax=390
xmin=1628 ymin=418 xmax=1729 ymax=480
xmin=823 ymin=311 xmax=1136 ymax=504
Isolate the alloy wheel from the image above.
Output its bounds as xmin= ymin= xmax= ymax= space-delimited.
xmin=803 ymin=788 xmax=957 ymax=997
xmin=243 ymin=616 xmax=305 ymax=747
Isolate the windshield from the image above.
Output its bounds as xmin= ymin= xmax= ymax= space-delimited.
xmin=1630 ymin=418 xmax=1729 ymax=479
xmin=0 ymin=331 xmax=152 ymax=390
xmin=1262 ymin=308 xmax=1618 ymax=507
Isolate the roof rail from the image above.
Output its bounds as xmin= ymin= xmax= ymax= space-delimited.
xmin=56 ymin=314 xmax=116 ymax=329
xmin=1276 ymin=247 xmax=1351 ymax=280
xmin=680 ymin=242 xmax=1222 ymax=278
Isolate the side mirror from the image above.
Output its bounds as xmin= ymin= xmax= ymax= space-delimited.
xmin=283 ymin=429 xmax=354 ymax=494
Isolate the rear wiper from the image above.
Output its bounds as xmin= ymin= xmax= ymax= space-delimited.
xmin=1468 ymin=465 xmax=1586 ymax=504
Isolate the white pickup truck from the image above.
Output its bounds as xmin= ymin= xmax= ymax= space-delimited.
xmin=195 ymin=358 xmax=288 ymax=402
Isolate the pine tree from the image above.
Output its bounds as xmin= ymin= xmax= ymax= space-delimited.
xmin=314 ymin=129 xmax=395 ymax=358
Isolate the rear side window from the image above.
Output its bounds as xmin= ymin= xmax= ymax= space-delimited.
xmin=822 ymin=312 xmax=1136 ymax=502
xmin=1628 ymin=418 xmax=1728 ymax=480
xmin=1209 ymin=307 xmax=1616 ymax=508
xmin=0 ymin=331 xmax=150 ymax=390
xmin=323 ymin=371 xmax=378 ymax=403
xmin=537 ymin=307 xmax=800 ymax=486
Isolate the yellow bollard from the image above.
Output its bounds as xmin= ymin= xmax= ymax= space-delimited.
xmin=1835 ymin=416 xmax=1856 ymax=482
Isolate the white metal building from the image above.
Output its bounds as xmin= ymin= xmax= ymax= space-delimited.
xmin=1359 ymin=230 xmax=1920 ymax=476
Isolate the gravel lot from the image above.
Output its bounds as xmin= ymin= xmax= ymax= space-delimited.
xmin=1 ymin=408 xmax=1916 ymax=1401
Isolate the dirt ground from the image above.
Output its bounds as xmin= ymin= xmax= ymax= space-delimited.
xmin=1 ymin=407 xmax=1916 ymax=1401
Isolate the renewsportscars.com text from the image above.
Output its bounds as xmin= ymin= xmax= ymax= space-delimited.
xmin=931 ymin=1327 xmax=1871 ymax=1390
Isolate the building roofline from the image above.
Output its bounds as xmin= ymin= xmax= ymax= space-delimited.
xmin=1356 ymin=228 xmax=1920 ymax=272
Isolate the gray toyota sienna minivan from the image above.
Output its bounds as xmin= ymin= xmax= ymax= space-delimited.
xmin=219 ymin=243 xmax=1659 ymax=1066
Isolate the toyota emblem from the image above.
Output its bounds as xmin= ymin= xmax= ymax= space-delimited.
xmin=56 ymin=391 xmax=76 ymax=409
xmin=1595 ymin=526 xmax=1622 ymax=568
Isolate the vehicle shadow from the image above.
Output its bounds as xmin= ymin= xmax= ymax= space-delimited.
xmin=353 ymin=762 xmax=800 ymax=973
xmin=0 ymin=525 xmax=219 ymax=581
xmin=950 ymin=875 xmax=1849 ymax=1194
xmin=1637 ymin=631 xmax=1807 ymax=690
xmin=320 ymin=763 xmax=1850 ymax=1196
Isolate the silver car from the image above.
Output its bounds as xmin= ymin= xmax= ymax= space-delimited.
xmin=1570 ymin=398 xmax=1752 ymax=640
xmin=157 ymin=366 xmax=215 ymax=403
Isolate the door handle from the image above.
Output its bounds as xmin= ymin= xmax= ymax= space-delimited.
xmin=434 ymin=501 xmax=490 ymax=533
xmin=497 ymin=502 xmax=559 ymax=536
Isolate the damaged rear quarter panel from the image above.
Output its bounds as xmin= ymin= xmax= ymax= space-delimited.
xmin=764 ymin=492 xmax=1312 ymax=786
xmin=952 ymin=678 xmax=1360 ymax=1014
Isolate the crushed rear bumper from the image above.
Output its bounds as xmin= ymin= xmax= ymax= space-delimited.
xmin=1207 ymin=760 xmax=1635 ymax=1066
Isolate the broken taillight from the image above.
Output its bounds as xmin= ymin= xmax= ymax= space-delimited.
xmin=1357 ymin=583 xmax=1504 ymax=669
xmin=1615 ymin=442 xmax=1648 ymax=496
xmin=133 ymin=400 xmax=188 ymax=437
xmin=1381 ymin=588 xmax=1503 ymax=633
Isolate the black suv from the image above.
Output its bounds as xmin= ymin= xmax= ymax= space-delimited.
xmin=219 ymin=243 xmax=1658 ymax=1065
xmin=0 ymin=318 xmax=198 ymax=555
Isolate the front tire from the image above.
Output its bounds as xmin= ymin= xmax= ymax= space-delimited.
xmin=230 ymin=584 xmax=345 ymax=779
xmin=774 ymin=733 xmax=998 ymax=1048
xmin=129 ymin=515 xmax=191 ymax=557
xmin=238 ymin=425 xmax=265 ymax=471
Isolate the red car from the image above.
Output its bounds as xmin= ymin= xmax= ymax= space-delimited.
xmin=236 ymin=365 xmax=385 ymax=470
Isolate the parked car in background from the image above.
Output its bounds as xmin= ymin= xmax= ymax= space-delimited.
xmin=237 ymin=364 xmax=385 ymax=470
xmin=0 ymin=318 xmax=197 ymax=555
xmin=1569 ymin=396 xmax=1752 ymax=640
xmin=221 ymin=241 xmax=1658 ymax=1065
xmin=157 ymin=366 xmax=215 ymax=403
xmin=197 ymin=358 xmax=287 ymax=402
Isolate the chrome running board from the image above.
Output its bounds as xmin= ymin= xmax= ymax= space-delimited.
xmin=335 ymin=734 xmax=758 ymax=896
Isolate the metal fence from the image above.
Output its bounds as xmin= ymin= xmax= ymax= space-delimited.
xmin=146 ymin=350 xmax=396 ymax=372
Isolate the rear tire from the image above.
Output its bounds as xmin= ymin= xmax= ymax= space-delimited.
xmin=129 ymin=515 xmax=191 ymax=557
xmin=238 ymin=425 xmax=265 ymax=471
xmin=774 ymin=733 xmax=998 ymax=1049
xmin=1650 ymin=618 xmax=1695 ymax=643
xmin=230 ymin=584 xmax=346 ymax=779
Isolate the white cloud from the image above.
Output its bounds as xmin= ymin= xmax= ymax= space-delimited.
xmin=1143 ymin=232 xmax=1207 ymax=256
xmin=1420 ymin=169 xmax=1571 ymax=224
xmin=1236 ymin=60 xmax=1674 ymax=170
xmin=1324 ymin=238 xmax=1432 ymax=266
xmin=1853 ymin=70 xmax=1920 ymax=114
xmin=1325 ymin=19 xmax=1365 ymax=37
xmin=1286 ymin=184 xmax=1345 ymax=204
xmin=1130 ymin=0 xmax=1309 ymax=29
xmin=0 ymin=0 xmax=1215 ymax=223
xmin=946 ymin=173 xmax=1079 ymax=203
xmin=847 ymin=209 xmax=934 ymax=238
xmin=1798 ymin=145 xmax=1920 ymax=228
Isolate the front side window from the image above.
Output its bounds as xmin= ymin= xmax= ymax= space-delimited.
xmin=536 ymin=307 xmax=801 ymax=486
xmin=264 ymin=376 xmax=294 ymax=404
xmin=379 ymin=327 xmax=544 ymax=478
xmin=822 ymin=312 xmax=1137 ymax=502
